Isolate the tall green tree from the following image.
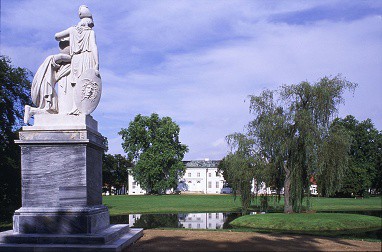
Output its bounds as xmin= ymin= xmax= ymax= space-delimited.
xmin=119 ymin=113 xmax=188 ymax=194
xmin=218 ymin=133 xmax=257 ymax=213
xmin=248 ymin=75 xmax=356 ymax=213
xmin=0 ymin=56 xmax=32 ymax=218
xmin=332 ymin=115 xmax=382 ymax=196
xmin=102 ymin=154 xmax=131 ymax=195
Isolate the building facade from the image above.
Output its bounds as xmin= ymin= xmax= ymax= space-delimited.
xmin=128 ymin=159 xmax=226 ymax=195
xmin=128 ymin=213 xmax=226 ymax=229
xmin=127 ymin=159 xmax=318 ymax=196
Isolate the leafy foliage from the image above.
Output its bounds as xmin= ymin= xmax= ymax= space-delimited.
xmin=218 ymin=133 xmax=257 ymax=213
xmin=0 ymin=56 xmax=32 ymax=218
xmin=247 ymin=75 xmax=356 ymax=213
xmin=102 ymin=154 xmax=131 ymax=195
xmin=332 ymin=115 xmax=382 ymax=196
xmin=130 ymin=214 xmax=180 ymax=229
xmin=119 ymin=113 xmax=188 ymax=194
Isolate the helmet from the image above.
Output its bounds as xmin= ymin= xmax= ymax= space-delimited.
xmin=78 ymin=5 xmax=92 ymax=19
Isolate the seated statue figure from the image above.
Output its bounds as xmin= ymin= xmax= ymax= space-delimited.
xmin=24 ymin=41 xmax=71 ymax=123
xmin=24 ymin=5 xmax=100 ymax=123
xmin=54 ymin=5 xmax=99 ymax=115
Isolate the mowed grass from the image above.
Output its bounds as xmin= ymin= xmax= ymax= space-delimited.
xmin=230 ymin=213 xmax=382 ymax=236
xmin=256 ymin=196 xmax=382 ymax=212
xmin=103 ymin=194 xmax=243 ymax=215
xmin=102 ymin=194 xmax=382 ymax=216
xmin=309 ymin=197 xmax=382 ymax=211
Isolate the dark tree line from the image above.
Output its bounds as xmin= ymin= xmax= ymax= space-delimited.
xmin=332 ymin=116 xmax=382 ymax=197
xmin=0 ymin=56 xmax=32 ymax=219
xmin=102 ymin=154 xmax=131 ymax=195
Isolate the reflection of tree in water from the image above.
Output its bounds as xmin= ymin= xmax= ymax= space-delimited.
xmin=133 ymin=214 xmax=182 ymax=229
xmin=110 ymin=215 xmax=129 ymax=224
xmin=222 ymin=213 xmax=242 ymax=229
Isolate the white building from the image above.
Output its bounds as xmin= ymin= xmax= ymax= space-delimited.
xmin=128 ymin=213 xmax=226 ymax=229
xmin=128 ymin=159 xmax=227 ymax=195
xmin=251 ymin=179 xmax=317 ymax=196
xmin=179 ymin=213 xmax=225 ymax=229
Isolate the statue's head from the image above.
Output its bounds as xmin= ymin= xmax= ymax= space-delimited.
xmin=78 ymin=5 xmax=94 ymax=28
xmin=78 ymin=5 xmax=92 ymax=19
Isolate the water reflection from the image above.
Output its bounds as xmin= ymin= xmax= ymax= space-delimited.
xmin=110 ymin=212 xmax=243 ymax=229
xmin=109 ymin=211 xmax=382 ymax=241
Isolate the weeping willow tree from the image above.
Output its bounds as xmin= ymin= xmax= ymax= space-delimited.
xmin=248 ymin=75 xmax=356 ymax=213
xmin=218 ymin=133 xmax=259 ymax=213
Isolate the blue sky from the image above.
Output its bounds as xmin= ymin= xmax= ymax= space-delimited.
xmin=2 ymin=0 xmax=381 ymax=160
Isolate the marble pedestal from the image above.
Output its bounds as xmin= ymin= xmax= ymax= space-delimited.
xmin=0 ymin=115 xmax=142 ymax=251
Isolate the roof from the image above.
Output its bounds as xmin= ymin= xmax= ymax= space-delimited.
xmin=183 ymin=160 xmax=221 ymax=168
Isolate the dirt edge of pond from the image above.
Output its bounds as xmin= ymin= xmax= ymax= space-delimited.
xmin=128 ymin=229 xmax=381 ymax=251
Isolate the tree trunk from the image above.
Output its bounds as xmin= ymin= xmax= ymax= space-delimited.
xmin=283 ymin=167 xmax=293 ymax=213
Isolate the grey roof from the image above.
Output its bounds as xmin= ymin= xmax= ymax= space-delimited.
xmin=183 ymin=160 xmax=221 ymax=168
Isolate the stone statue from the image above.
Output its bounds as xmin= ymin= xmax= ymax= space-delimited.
xmin=24 ymin=42 xmax=71 ymax=123
xmin=1 ymin=6 xmax=142 ymax=250
xmin=24 ymin=5 xmax=101 ymax=123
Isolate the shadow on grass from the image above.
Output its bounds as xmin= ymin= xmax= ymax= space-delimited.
xmin=127 ymin=230 xmax=374 ymax=252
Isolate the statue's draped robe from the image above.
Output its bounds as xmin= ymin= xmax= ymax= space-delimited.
xmin=31 ymin=56 xmax=70 ymax=112
xmin=69 ymin=25 xmax=97 ymax=84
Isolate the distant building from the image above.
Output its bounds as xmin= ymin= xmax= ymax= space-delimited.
xmin=127 ymin=159 xmax=318 ymax=195
xmin=128 ymin=213 xmax=226 ymax=229
xmin=128 ymin=159 xmax=226 ymax=195
xmin=179 ymin=213 xmax=225 ymax=229
xmin=251 ymin=179 xmax=317 ymax=196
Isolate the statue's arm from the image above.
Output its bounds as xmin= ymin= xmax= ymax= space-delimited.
xmin=53 ymin=53 xmax=71 ymax=64
xmin=55 ymin=28 xmax=71 ymax=41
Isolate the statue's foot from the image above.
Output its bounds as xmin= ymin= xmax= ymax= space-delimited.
xmin=24 ymin=105 xmax=31 ymax=124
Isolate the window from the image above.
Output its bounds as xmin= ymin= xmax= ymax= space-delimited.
xmin=208 ymin=181 xmax=212 ymax=188
xmin=132 ymin=181 xmax=136 ymax=186
xmin=208 ymin=213 xmax=212 ymax=219
xmin=197 ymin=224 xmax=201 ymax=228
xmin=216 ymin=181 xmax=219 ymax=188
xmin=132 ymin=185 xmax=136 ymax=189
xmin=197 ymin=172 xmax=200 ymax=177
xmin=188 ymin=172 xmax=191 ymax=177
xmin=188 ymin=224 xmax=191 ymax=228
xmin=208 ymin=223 xmax=212 ymax=228
xmin=208 ymin=173 xmax=211 ymax=177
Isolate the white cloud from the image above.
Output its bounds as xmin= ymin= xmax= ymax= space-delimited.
xmin=2 ymin=1 xmax=381 ymax=160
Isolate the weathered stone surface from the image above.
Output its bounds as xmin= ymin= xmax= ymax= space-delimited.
xmin=13 ymin=206 xmax=110 ymax=234
xmin=16 ymin=132 xmax=104 ymax=208
xmin=13 ymin=126 xmax=107 ymax=234
xmin=0 ymin=226 xmax=143 ymax=252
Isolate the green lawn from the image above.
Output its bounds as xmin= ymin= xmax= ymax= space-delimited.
xmin=229 ymin=213 xmax=382 ymax=236
xmin=103 ymin=194 xmax=243 ymax=215
xmin=102 ymin=194 xmax=382 ymax=215
xmin=309 ymin=197 xmax=382 ymax=211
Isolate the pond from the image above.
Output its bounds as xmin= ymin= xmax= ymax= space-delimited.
xmin=110 ymin=212 xmax=246 ymax=230
xmin=110 ymin=210 xmax=381 ymax=240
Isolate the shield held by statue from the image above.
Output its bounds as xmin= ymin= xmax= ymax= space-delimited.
xmin=74 ymin=68 xmax=102 ymax=115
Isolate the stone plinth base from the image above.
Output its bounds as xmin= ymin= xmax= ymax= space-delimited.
xmin=0 ymin=225 xmax=143 ymax=252
xmin=0 ymin=115 xmax=144 ymax=251
xmin=13 ymin=206 xmax=110 ymax=234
